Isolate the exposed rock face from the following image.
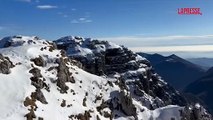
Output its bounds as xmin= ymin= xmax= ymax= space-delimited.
xmin=29 ymin=67 xmax=48 ymax=90
xmin=29 ymin=67 xmax=42 ymax=78
xmin=181 ymin=103 xmax=212 ymax=120
xmin=54 ymin=37 xmax=187 ymax=107
xmin=119 ymin=90 xmax=136 ymax=117
xmin=29 ymin=67 xmax=48 ymax=104
xmin=54 ymin=36 xmax=147 ymax=76
xmin=0 ymin=54 xmax=14 ymax=74
xmin=24 ymin=107 xmax=36 ymax=120
xmin=31 ymin=89 xmax=48 ymax=104
xmin=30 ymin=56 xmax=46 ymax=67
xmin=69 ymin=111 xmax=92 ymax=120
xmin=56 ymin=57 xmax=75 ymax=93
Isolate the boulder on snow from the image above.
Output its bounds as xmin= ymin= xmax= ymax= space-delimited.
xmin=30 ymin=56 xmax=46 ymax=67
xmin=24 ymin=107 xmax=36 ymax=120
xmin=29 ymin=67 xmax=42 ymax=78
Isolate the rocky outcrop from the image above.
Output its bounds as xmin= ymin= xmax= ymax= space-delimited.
xmin=24 ymin=107 xmax=36 ymax=120
xmin=28 ymin=67 xmax=49 ymax=104
xmin=29 ymin=68 xmax=49 ymax=90
xmin=181 ymin=103 xmax=212 ymax=120
xmin=69 ymin=111 xmax=92 ymax=120
xmin=31 ymin=89 xmax=48 ymax=104
xmin=56 ymin=58 xmax=75 ymax=93
xmin=30 ymin=56 xmax=46 ymax=67
xmin=119 ymin=91 xmax=137 ymax=117
xmin=0 ymin=54 xmax=14 ymax=74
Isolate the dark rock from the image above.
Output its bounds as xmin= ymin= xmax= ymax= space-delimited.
xmin=134 ymin=85 xmax=145 ymax=97
xmin=29 ymin=68 xmax=49 ymax=91
xmin=24 ymin=107 xmax=36 ymax=120
xmin=119 ymin=91 xmax=137 ymax=117
xmin=23 ymin=97 xmax=37 ymax=108
xmin=30 ymin=77 xmax=48 ymax=90
xmin=30 ymin=56 xmax=46 ymax=67
xmin=96 ymin=115 xmax=101 ymax=120
xmin=94 ymin=95 xmax=102 ymax=103
xmin=0 ymin=54 xmax=14 ymax=74
xmin=96 ymin=100 xmax=108 ymax=113
xmin=56 ymin=58 xmax=75 ymax=93
xmin=83 ymin=96 xmax=87 ymax=107
xmin=61 ymin=99 xmax=66 ymax=107
xmin=47 ymin=41 xmax=57 ymax=52
xmin=180 ymin=104 xmax=212 ymax=120
xmin=38 ymin=117 xmax=44 ymax=120
xmin=70 ymin=111 xmax=92 ymax=120
xmin=103 ymin=111 xmax=112 ymax=119
xmin=31 ymin=89 xmax=48 ymax=104
xmin=29 ymin=68 xmax=42 ymax=78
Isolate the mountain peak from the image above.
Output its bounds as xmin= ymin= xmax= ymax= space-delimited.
xmin=0 ymin=35 xmax=49 ymax=48
xmin=168 ymin=54 xmax=179 ymax=59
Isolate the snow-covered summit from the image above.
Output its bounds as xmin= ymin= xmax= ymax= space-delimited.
xmin=0 ymin=35 xmax=52 ymax=48
xmin=0 ymin=35 xmax=211 ymax=120
xmin=55 ymin=36 xmax=122 ymax=58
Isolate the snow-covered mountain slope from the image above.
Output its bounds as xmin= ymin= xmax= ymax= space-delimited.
xmin=0 ymin=35 xmax=211 ymax=120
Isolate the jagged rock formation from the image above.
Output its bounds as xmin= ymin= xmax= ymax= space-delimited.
xmin=180 ymin=103 xmax=212 ymax=120
xmin=56 ymin=57 xmax=75 ymax=93
xmin=118 ymin=90 xmax=137 ymax=116
xmin=54 ymin=36 xmax=187 ymax=108
xmin=0 ymin=35 xmax=211 ymax=120
xmin=0 ymin=53 xmax=14 ymax=74
xmin=30 ymin=56 xmax=46 ymax=67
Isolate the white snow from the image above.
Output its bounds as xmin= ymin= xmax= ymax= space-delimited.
xmin=195 ymin=103 xmax=201 ymax=109
xmin=106 ymin=42 xmax=121 ymax=49
xmin=0 ymin=65 xmax=32 ymax=120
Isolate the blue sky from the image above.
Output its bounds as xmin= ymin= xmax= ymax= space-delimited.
xmin=1 ymin=0 xmax=213 ymax=57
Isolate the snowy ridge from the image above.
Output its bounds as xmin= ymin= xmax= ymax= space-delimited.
xmin=55 ymin=36 xmax=122 ymax=58
xmin=0 ymin=35 xmax=211 ymax=120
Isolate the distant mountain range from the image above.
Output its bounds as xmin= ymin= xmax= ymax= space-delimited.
xmin=138 ymin=53 xmax=206 ymax=91
xmin=185 ymin=67 xmax=213 ymax=114
xmin=188 ymin=58 xmax=213 ymax=70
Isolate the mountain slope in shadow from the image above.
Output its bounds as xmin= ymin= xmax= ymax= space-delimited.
xmin=138 ymin=53 xmax=206 ymax=91
xmin=185 ymin=67 xmax=213 ymax=114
